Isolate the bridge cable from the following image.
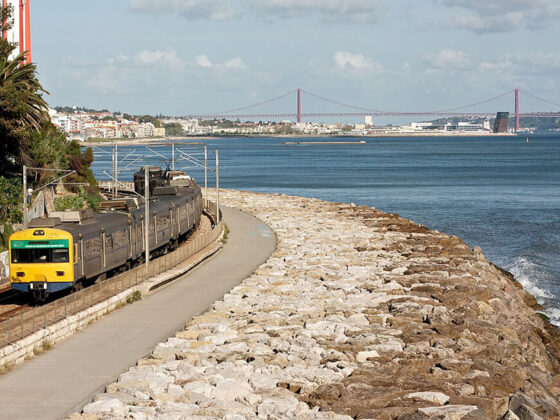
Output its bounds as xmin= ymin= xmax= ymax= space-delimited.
xmin=302 ymin=89 xmax=386 ymax=113
xmin=431 ymin=90 xmax=514 ymax=113
xmin=519 ymin=90 xmax=560 ymax=109
xmin=205 ymin=89 xmax=298 ymax=116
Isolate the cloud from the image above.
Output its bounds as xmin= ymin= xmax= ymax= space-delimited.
xmin=333 ymin=51 xmax=383 ymax=73
xmin=251 ymin=0 xmax=384 ymax=23
xmin=427 ymin=49 xmax=471 ymax=71
xmin=135 ymin=50 xmax=185 ymax=70
xmin=221 ymin=57 xmax=246 ymax=70
xmin=443 ymin=0 xmax=560 ymax=33
xmin=129 ymin=0 xmax=384 ymax=23
xmin=195 ymin=54 xmax=213 ymax=68
xmin=129 ymin=0 xmax=235 ymax=21
xmin=195 ymin=54 xmax=247 ymax=71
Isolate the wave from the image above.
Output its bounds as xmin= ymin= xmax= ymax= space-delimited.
xmin=507 ymin=256 xmax=555 ymax=300
xmin=543 ymin=308 xmax=560 ymax=327
xmin=507 ymin=256 xmax=560 ymax=326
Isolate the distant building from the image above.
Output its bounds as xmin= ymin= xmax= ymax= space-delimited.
xmin=1 ymin=0 xmax=32 ymax=63
xmin=493 ymin=112 xmax=510 ymax=133
xmin=365 ymin=116 xmax=373 ymax=127
xmin=154 ymin=127 xmax=166 ymax=137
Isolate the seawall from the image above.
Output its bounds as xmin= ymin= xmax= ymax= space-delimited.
xmin=74 ymin=190 xmax=560 ymax=419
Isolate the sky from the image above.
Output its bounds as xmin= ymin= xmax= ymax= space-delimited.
xmin=30 ymin=0 xmax=560 ymax=119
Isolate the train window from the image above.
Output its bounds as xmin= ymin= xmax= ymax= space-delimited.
xmin=11 ymin=248 xmax=70 ymax=263
xmin=52 ymin=249 xmax=70 ymax=263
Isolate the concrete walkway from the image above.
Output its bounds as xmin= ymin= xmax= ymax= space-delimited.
xmin=0 ymin=207 xmax=275 ymax=420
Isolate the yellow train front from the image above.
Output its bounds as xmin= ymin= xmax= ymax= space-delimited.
xmin=9 ymin=226 xmax=75 ymax=301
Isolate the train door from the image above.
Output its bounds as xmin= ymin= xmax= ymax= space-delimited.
xmin=128 ymin=222 xmax=133 ymax=259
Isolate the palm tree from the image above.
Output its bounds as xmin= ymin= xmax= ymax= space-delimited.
xmin=0 ymin=48 xmax=50 ymax=174
xmin=0 ymin=51 xmax=49 ymax=128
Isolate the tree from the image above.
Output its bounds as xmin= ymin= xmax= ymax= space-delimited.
xmin=0 ymin=5 xmax=50 ymax=175
xmin=28 ymin=124 xmax=69 ymax=183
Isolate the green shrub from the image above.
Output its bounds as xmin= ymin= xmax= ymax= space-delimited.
xmin=0 ymin=223 xmax=14 ymax=252
xmin=537 ymin=312 xmax=550 ymax=322
xmin=0 ymin=177 xmax=22 ymax=223
xmin=54 ymin=195 xmax=85 ymax=211
xmin=126 ymin=290 xmax=142 ymax=304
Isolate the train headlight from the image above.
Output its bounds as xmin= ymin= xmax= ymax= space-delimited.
xmin=29 ymin=283 xmax=33 ymax=289
xmin=44 ymin=283 xmax=47 ymax=289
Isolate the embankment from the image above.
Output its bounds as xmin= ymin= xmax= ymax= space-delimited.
xmin=74 ymin=190 xmax=560 ymax=419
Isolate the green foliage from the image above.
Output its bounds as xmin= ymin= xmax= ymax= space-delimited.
xmin=537 ymin=312 xmax=551 ymax=322
xmin=0 ymin=176 xmax=22 ymax=223
xmin=28 ymin=124 xmax=69 ymax=183
xmin=139 ymin=115 xmax=161 ymax=127
xmin=126 ymin=290 xmax=142 ymax=304
xmin=163 ymin=122 xmax=183 ymax=136
xmin=54 ymin=195 xmax=85 ymax=211
xmin=53 ymin=106 xmax=109 ymax=114
xmin=0 ymin=223 xmax=14 ymax=252
xmin=221 ymin=224 xmax=230 ymax=244
xmin=79 ymin=187 xmax=102 ymax=210
xmin=0 ymin=27 xmax=50 ymax=175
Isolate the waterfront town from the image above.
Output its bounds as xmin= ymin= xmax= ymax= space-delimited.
xmin=50 ymin=107 xmax=508 ymax=141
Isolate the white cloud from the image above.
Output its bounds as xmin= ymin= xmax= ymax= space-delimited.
xmin=129 ymin=0 xmax=384 ymax=23
xmin=443 ymin=0 xmax=560 ymax=33
xmin=135 ymin=50 xmax=185 ymax=70
xmin=129 ymin=0 xmax=235 ymax=21
xmin=220 ymin=57 xmax=246 ymax=70
xmin=195 ymin=54 xmax=247 ymax=71
xmin=251 ymin=0 xmax=384 ymax=23
xmin=428 ymin=49 xmax=471 ymax=70
xmin=195 ymin=54 xmax=213 ymax=68
xmin=333 ymin=51 xmax=383 ymax=72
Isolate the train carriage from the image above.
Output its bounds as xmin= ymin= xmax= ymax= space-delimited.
xmin=8 ymin=169 xmax=202 ymax=301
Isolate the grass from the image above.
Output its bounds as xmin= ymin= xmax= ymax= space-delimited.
xmin=126 ymin=290 xmax=142 ymax=304
xmin=41 ymin=339 xmax=53 ymax=351
xmin=33 ymin=339 xmax=53 ymax=356
xmin=0 ymin=361 xmax=14 ymax=374
xmin=537 ymin=312 xmax=551 ymax=322
xmin=221 ymin=224 xmax=230 ymax=244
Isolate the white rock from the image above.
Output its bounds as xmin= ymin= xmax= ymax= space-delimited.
xmin=356 ymin=350 xmax=380 ymax=363
xmin=82 ymin=399 xmax=128 ymax=417
xmin=418 ymin=405 xmax=479 ymax=419
xmin=406 ymin=391 xmax=450 ymax=406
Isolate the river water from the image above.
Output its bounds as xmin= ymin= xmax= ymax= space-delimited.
xmin=89 ymin=135 xmax=560 ymax=324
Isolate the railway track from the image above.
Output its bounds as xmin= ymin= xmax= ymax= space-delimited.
xmin=0 ymin=305 xmax=29 ymax=321
xmin=0 ymin=214 xmax=216 ymax=347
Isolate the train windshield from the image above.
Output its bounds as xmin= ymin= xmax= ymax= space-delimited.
xmin=11 ymin=248 xmax=70 ymax=264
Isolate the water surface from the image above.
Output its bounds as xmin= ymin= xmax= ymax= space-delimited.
xmin=90 ymin=135 xmax=560 ymax=323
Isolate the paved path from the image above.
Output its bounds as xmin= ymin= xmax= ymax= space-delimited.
xmin=0 ymin=207 xmax=275 ymax=420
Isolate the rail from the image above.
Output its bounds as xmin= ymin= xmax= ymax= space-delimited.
xmin=0 ymin=202 xmax=223 ymax=348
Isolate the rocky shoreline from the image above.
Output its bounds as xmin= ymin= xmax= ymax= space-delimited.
xmin=73 ymin=190 xmax=560 ymax=419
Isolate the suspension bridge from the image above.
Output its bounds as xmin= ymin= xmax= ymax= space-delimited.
xmin=185 ymin=88 xmax=560 ymax=131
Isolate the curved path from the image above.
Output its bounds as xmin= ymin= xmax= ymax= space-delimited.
xmin=0 ymin=207 xmax=276 ymax=420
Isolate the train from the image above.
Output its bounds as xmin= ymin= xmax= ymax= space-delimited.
xmin=8 ymin=167 xmax=202 ymax=301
